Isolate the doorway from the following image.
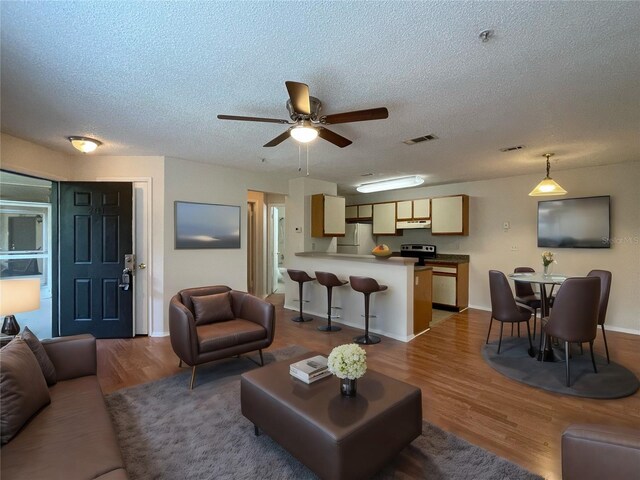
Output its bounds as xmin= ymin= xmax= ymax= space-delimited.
xmin=268 ymin=204 xmax=286 ymax=294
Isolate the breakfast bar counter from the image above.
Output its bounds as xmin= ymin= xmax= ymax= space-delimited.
xmin=286 ymin=252 xmax=428 ymax=342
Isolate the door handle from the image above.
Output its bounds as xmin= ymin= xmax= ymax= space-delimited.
xmin=119 ymin=268 xmax=132 ymax=290
xmin=138 ymin=263 xmax=146 ymax=269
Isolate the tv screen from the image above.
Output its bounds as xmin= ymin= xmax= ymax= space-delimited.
xmin=537 ymin=196 xmax=610 ymax=248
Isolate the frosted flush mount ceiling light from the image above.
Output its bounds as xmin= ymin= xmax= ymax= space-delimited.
xmin=529 ymin=153 xmax=567 ymax=196
xmin=68 ymin=136 xmax=102 ymax=153
xmin=357 ymin=176 xmax=424 ymax=193
xmin=289 ymin=121 xmax=318 ymax=143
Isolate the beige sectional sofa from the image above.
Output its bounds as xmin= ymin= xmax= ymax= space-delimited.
xmin=1 ymin=334 xmax=127 ymax=480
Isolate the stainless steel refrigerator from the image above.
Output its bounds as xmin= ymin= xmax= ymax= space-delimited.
xmin=336 ymin=223 xmax=376 ymax=255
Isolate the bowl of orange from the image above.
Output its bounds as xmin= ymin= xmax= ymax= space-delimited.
xmin=371 ymin=244 xmax=392 ymax=258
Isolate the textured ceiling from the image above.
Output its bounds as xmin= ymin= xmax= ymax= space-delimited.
xmin=1 ymin=1 xmax=639 ymax=193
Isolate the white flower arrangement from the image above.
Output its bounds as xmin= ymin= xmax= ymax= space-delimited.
xmin=327 ymin=343 xmax=367 ymax=380
xmin=542 ymin=251 xmax=557 ymax=267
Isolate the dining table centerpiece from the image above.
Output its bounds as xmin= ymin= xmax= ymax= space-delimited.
xmin=542 ymin=251 xmax=556 ymax=276
xmin=327 ymin=343 xmax=367 ymax=397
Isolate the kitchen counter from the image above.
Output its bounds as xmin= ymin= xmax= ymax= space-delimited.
xmin=429 ymin=254 xmax=470 ymax=264
xmin=286 ymin=252 xmax=429 ymax=342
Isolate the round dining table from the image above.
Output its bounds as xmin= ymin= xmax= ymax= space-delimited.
xmin=508 ymin=272 xmax=568 ymax=361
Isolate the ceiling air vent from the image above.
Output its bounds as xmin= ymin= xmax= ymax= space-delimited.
xmin=499 ymin=145 xmax=526 ymax=152
xmin=403 ymin=134 xmax=438 ymax=145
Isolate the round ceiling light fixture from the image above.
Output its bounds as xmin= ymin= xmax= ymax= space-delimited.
xmin=290 ymin=121 xmax=318 ymax=143
xmin=67 ymin=136 xmax=102 ymax=153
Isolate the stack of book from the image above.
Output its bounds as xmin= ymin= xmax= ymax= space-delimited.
xmin=290 ymin=355 xmax=332 ymax=384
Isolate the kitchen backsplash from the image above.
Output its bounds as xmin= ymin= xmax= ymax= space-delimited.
xmin=375 ymin=228 xmax=465 ymax=254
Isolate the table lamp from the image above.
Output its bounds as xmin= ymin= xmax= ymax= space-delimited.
xmin=0 ymin=278 xmax=41 ymax=336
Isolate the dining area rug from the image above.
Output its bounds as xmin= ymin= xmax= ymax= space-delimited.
xmin=105 ymin=346 xmax=541 ymax=479
xmin=482 ymin=337 xmax=639 ymax=398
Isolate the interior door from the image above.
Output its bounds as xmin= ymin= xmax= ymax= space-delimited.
xmin=59 ymin=182 xmax=134 ymax=338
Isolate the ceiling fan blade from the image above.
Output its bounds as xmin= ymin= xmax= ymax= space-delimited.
xmin=285 ymin=81 xmax=311 ymax=115
xmin=317 ymin=127 xmax=352 ymax=148
xmin=263 ymin=129 xmax=291 ymax=147
xmin=321 ymin=107 xmax=389 ymax=125
xmin=217 ymin=114 xmax=291 ymax=124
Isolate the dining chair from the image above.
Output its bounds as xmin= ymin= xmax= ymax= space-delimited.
xmin=542 ymin=276 xmax=600 ymax=387
xmin=487 ymin=270 xmax=534 ymax=355
xmin=513 ymin=266 xmax=542 ymax=340
xmin=587 ymin=269 xmax=612 ymax=364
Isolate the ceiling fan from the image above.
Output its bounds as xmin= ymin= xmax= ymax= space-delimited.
xmin=217 ymin=81 xmax=389 ymax=148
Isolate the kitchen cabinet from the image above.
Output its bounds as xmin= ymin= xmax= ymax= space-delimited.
xmin=372 ymin=202 xmax=397 ymax=235
xmin=345 ymin=205 xmax=358 ymax=220
xmin=396 ymin=201 xmax=412 ymax=220
xmin=412 ymin=198 xmax=430 ymax=219
xmin=413 ymin=267 xmax=433 ymax=334
xmin=427 ymin=261 xmax=469 ymax=311
xmin=311 ymin=194 xmax=346 ymax=237
xmin=431 ymin=195 xmax=469 ymax=235
xmin=358 ymin=204 xmax=372 ymax=219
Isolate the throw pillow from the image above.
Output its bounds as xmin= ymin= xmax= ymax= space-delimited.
xmin=0 ymin=338 xmax=51 ymax=445
xmin=19 ymin=326 xmax=57 ymax=386
xmin=192 ymin=291 xmax=235 ymax=326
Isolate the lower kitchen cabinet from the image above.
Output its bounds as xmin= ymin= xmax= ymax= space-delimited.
xmin=428 ymin=262 xmax=469 ymax=311
xmin=413 ymin=267 xmax=432 ymax=334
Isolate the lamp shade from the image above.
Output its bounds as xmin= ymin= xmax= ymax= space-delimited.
xmin=290 ymin=124 xmax=318 ymax=143
xmin=528 ymin=177 xmax=568 ymax=196
xmin=0 ymin=279 xmax=41 ymax=316
xmin=68 ymin=136 xmax=102 ymax=153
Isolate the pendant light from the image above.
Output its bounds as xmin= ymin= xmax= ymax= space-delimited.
xmin=529 ymin=153 xmax=567 ymax=196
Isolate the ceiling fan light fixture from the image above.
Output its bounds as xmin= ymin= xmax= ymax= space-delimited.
xmin=68 ymin=136 xmax=102 ymax=153
xmin=290 ymin=122 xmax=318 ymax=143
xmin=529 ymin=153 xmax=567 ymax=196
xmin=357 ymin=176 xmax=424 ymax=193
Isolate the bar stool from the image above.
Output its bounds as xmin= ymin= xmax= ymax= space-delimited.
xmin=349 ymin=276 xmax=388 ymax=345
xmin=287 ymin=269 xmax=315 ymax=322
xmin=315 ymin=271 xmax=348 ymax=332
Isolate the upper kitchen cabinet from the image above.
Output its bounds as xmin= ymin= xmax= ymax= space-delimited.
xmin=345 ymin=205 xmax=358 ymax=220
xmin=412 ymin=198 xmax=430 ymax=219
xmin=312 ymin=194 xmax=346 ymax=237
xmin=372 ymin=202 xmax=397 ymax=235
xmin=345 ymin=203 xmax=373 ymax=221
xmin=396 ymin=201 xmax=412 ymax=220
xmin=431 ymin=195 xmax=469 ymax=235
xmin=357 ymin=204 xmax=373 ymax=219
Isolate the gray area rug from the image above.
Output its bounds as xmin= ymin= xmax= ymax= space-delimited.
xmin=106 ymin=346 xmax=541 ymax=480
xmin=483 ymin=337 xmax=639 ymax=399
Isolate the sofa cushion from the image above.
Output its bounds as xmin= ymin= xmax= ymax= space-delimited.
xmin=197 ymin=319 xmax=266 ymax=353
xmin=192 ymin=291 xmax=235 ymax=326
xmin=0 ymin=375 xmax=126 ymax=480
xmin=20 ymin=326 xmax=57 ymax=385
xmin=0 ymin=338 xmax=51 ymax=445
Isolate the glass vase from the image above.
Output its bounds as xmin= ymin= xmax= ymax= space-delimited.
xmin=543 ymin=264 xmax=550 ymax=276
xmin=340 ymin=378 xmax=357 ymax=397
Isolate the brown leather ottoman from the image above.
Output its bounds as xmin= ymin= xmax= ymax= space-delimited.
xmin=241 ymin=352 xmax=422 ymax=480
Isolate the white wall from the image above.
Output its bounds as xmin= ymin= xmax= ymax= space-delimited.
xmin=71 ymin=155 xmax=166 ymax=336
xmin=0 ymin=133 xmax=75 ymax=180
xmin=163 ymin=157 xmax=288 ymax=333
xmin=346 ymin=161 xmax=640 ymax=333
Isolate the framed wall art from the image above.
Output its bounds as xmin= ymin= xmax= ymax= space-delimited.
xmin=174 ymin=201 xmax=241 ymax=249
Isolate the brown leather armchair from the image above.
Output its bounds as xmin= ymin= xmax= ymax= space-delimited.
xmin=169 ymin=286 xmax=275 ymax=389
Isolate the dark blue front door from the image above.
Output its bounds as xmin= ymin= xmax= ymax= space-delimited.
xmin=59 ymin=182 xmax=133 ymax=338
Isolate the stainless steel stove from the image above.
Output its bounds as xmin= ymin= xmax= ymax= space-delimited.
xmin=400 ymin=244 xmax=437 ymax=266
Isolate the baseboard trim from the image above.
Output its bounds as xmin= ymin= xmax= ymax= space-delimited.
xmin=606 ymin=325 xmax=640 ymax=335
xmin=150 ymin=331 xmax=169 ymax=338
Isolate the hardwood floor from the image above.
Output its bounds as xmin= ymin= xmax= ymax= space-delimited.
xmin=97 ymin=295 xmax=640 ymax=480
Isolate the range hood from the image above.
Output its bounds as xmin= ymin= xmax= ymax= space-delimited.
xmin=396 ymin=220 xmax=431 ymax=229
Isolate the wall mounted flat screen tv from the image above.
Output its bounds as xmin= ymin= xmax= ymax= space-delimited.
xmin=538 ymin=196 xmax=610 ymax=248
